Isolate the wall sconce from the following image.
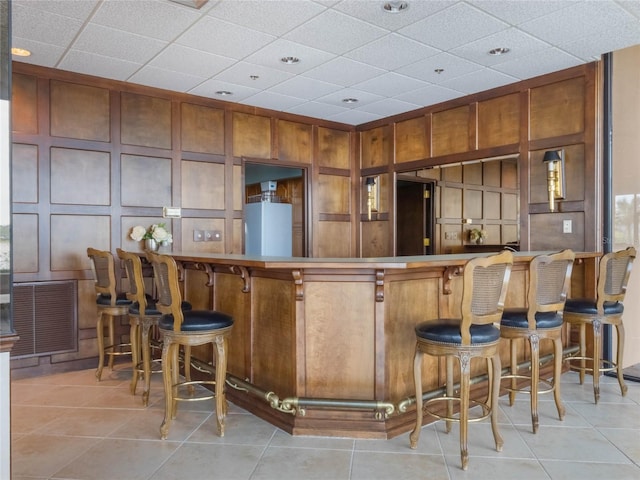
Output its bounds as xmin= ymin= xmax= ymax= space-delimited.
xmin=365 ymin=176 xmax=378 ymax=221
xmin=542 ymin=149 xmax=565 ymax=212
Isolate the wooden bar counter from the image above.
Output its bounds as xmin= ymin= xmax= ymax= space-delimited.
xmin=167 ymin=251 xmax=598 ymax=439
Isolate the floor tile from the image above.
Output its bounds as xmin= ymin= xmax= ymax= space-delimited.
xmin=250 ymin=446 xmax=352 ymax=480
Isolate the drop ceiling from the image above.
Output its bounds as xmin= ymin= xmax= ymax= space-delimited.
xmin=10 ymin=0 xmax=640 ymax=126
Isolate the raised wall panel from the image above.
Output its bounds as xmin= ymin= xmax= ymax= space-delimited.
xmin=318 ymin=126 xmax=350 ymax=169
xmin=121 ymin=216 xmax=173 ymax=253
xmin=317 ymin=174 xmax=350 ymax=214
xmin=120 ymin=92 xmax=171 ymax=149
xmin=530 ymin=77 xmax=585 ymax=140
xmin=503 ymin=224 xmax=518 ymax=244
xmin=121 ymin=154 xmax=172 ymax=207
xmin=180 ymin=217 xmax=225 ymax=253
xmin=233 ymin=164 xmax=243 ymax=211
xmin=503 ymin=192 xmax=518 ymax=220
xmin=317 ymin=222 xmax=351 ymax=257
xmin=181 ymin=160 xmax=225 ymax=210
xmin=361 ymin=220 xmax=389 ymax=257
xmin=181 ymin=103 xmax=224 ymax=154
xmin=50 ymin=148 xmax=110 ymax=205
xmin=530 ymin=212 xmax=585 ymax=251
xmin=50 ymin=215 xmax=110 ymax=271
xmin=278 ymin=120 xmax=312 ymax=164
xmin=432 ymin=106 xmax=470 ymax=156
xmin=305 ymin=281 xmax=375 ymax=398
xmin=361 ymin=126 xmax=389 ymax=168
xmin=12 ymin=144 xmax=38 ymax=203
xmin=483 ymin=161 xmax=501 ymax=187
xmin=502 ymin=160 xmax=518 ymax=189
xmin=232 ymin=112 xmax=271 ymax=159
xmin=463 ymin=162 xmax=482 ymax=185
xmin=50 ymin=80 xmax=110 ymax=141
xmin=441 ymin=164 xmax=462 ymax=183
xmin=484 ymin=191 xmax=501 ymax=219
xmin=478 ymin=94 xmax=520 ymax=149
xmin=463 ymin=189 xmax=482 ymax=219
xmin=395 ymin=117 xmax=427 ymax=163
xmin=11 ymin=73 xmax=38 ymax=134
xmin=12 ymin=214 xmax=38 ymax=273
xmin=441 ymin=186 xmax=462 ymax=219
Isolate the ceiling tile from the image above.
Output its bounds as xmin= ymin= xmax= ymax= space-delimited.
xmin=11 ymin=3 xmax=83 ymax=47
xmin=11 ymin=37 xmax=65 ymax=68
xmin=213 ymin=62 xmax=295 ymax=89
xmin=397 ymin=53 xmax=484 ymax=83
xmin=491 ymin=46 xmax=585 ymax=80
xmin=92 ymin=0 xmax=202 ymax=41
xmin=286 ymin=101 xmax=350 ymax=119
xmin=240 ymin=91 xmax=307 ymax=112
xmin=176 ymin=15 xmax=276 ymax=59
xmin=472 ymin=0 xmax=573 ymax=25
xmin=269 ymin=76 xmax=343 ymax=100
xmin=345 ymin=33 xmax=441 ymax=71
xmin=189 ymin=79 xmax=259 ymax=101
xmin=561 ymin=22 xmax=640 ymax=60
xmin=315 ymin=88 xmax=384 ymax=108
xmin=243 ymin=39 xmax=336 ymax=74
xmin=359 ymin=98 xmax=423 ymax=117
xmin=12 ymin=0 xmax=100 ymax=20
xmin=149 ymin=44 xmax=235 ymax=78
xmin=284 ymin=9 xmax=388 ymax=55
xmin=441 ymin=68 xmax=518 ymax=94
xmin=304 ymin=57 xmax=385 ymax=87
xmin=73 ymin=24 xmax=168 ymax=64
xmin=352 ymin=72 xmax=430 ymax=97
xmin=129 ymin=65 xmax=206 ymax=93
xmin=57 ymin=50 xmax=142 ymax=82
xmin=208 ymin=0 xmax=326 ymax=36
xmin=399 ymin=2 xmax=509 ymax=50
xmin=328 ymin=108 xmax=381 ymax=125
xmin=394 ymin=84 xmax=464 ymax=108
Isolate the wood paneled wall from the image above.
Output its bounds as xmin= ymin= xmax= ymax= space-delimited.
xmin=358 ymin=63 xmax=599 ymax=256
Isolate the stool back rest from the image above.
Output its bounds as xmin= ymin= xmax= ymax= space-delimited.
xmin=527 ymin=249 xmax=575 ymax=328
xmin=146 ymin=251 xmax=184 ymax=331
xmin=461 ymin=250 xmax=513 ymax=344
xmin=597 ymin=247 xmax=636 ymax=311
xmin=116 ymin=248 xmax=148 ymax=314
xmin=87 ymin=247 xmax=118 ymax=306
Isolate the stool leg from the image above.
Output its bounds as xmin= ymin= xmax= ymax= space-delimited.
xmin=459 ymin=352 xmax=470 ymax=471
xmin=96 ymin=312 xmax=105 ymax=381
xmin=213 ymin=335 xmax=228 ymax=437
xmin=184 ymin=346 xmax=195 ymax=395
xmin=446 ymin=355 xmax=454 ymax=434
xmin=578 ymin=323 xmax=586 ymax=385
xmin=530 ymin=334 xmax=540 ymax=433
xmin=552 ymin=334 xmax=566 ymax=421
xmin=592 ymin=319 xmax=602 ymax=404
xmin=141 ymin=318 xmax=153 ymax=406
xmin=107 ymin=315 xmax=116 ymax=371
xmin=130 ymin=320 xmax=140 ymax=395
xmin=615 ymin=322 xmax=627 ymax=397
xmin=490 ymin=352 xmax=504 ymax=453
xmin=160 ymin=339 xmax=176 ymax=440
xmin=509 ymin=339 xmax=517 ymax=406
xmin=409 ymin=347 xmax=423 ymax=449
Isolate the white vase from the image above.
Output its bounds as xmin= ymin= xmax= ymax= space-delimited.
xmin=144 ymin=239 xmax=159 ymax=251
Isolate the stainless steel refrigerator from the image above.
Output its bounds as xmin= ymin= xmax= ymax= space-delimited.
xmin=244 ymin=202 xmax=292 ymax=256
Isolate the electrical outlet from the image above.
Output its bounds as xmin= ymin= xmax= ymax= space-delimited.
xmin=193 ymin=230 xmax=204 ymax=242
xmin=563 ymin=220 xmax=572 ymax=234
xmin=444 ymin=232 xmax=458 ymax=240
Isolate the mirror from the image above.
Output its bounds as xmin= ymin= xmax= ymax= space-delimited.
xmin=396 ymin=155 xmax=519 ymax=255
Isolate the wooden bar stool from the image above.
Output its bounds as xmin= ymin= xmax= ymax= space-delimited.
xmin=500 ymin=249 xmax=575 ymax=433
xmin=87 ymin=247 xmax=132 ymax=381
xmin=117 ymin=248 xmax=164 ymax=405
xmin=410 ymin=250 xmax=513 ymax=470
xmin=563 ymin=247 xmax=636 ymax=403
xmin=147 ymin=251 xmax=234 ymax=439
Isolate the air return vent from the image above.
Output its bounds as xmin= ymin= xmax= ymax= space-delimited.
xmin=11 ymin=281 xmax=77 ymax=357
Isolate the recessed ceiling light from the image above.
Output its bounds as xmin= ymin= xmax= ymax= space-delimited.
xmin=383 ymin=1 xmax=409 ymax=13
xmin=342 ymin=98 xmax=359 ymax=104
xmin=488 ymin=47 xmax=510 ymax=56
xmin=215 ymin=91 xmax=232 ymax=96
xmin=11 ymin=47 xmax=31 ymax=57
xmin=280 ymin=56 xmax=300 ymax=65
xmin=250 ymin=75 xmax=259 ymax=80
xmin=434 ymin=68 xmax=444 ymax=74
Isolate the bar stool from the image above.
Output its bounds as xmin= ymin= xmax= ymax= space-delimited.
xmin=500 ymin=249 xmax=575 ymax=433
xmin=563 ymin=247 xmax=636 ymax=403
xmin=146 ymin=251 xmax=234 ymax=439
xmin=410 ymin=250 xmax=513 ymax=470
xmin=87 ymin=247 xmax=133 ymax=381
xmin=117 ymin=248 xmax=164 ymax=405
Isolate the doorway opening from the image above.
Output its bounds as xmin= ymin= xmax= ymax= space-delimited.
xmin=396 ymin=176 xmax=435 ymax=256
xmin=244 ymin=161 xmax=307 ymax=257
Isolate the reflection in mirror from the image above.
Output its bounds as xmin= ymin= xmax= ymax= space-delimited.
xmin=396 ymin=155 xmax=519 ymax=255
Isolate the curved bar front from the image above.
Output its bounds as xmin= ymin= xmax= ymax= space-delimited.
xmin=167 ymin=251 xmax=599 ymax=439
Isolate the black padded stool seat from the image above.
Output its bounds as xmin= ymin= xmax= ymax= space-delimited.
xmin=563 ymin=247 xmax=636 ymax=404
xmin=499 ymin=249 xmax=575 ymax=434
xmin=410 ymin=250 xmax=513 ymax=471
xmin=159 ymin=310 xmax=233 ymax=332
xmin=87 ymin=247 xmax=133 ymax=381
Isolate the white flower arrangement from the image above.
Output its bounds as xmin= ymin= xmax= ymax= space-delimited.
xmin=469 ymin=228 xmax=487 ymax=242
xmin=130 ymin=223 xmax=173 ymax=244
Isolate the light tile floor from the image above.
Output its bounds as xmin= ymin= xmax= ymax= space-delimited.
xmin=10 ymin=367 xmax=640 ymax=480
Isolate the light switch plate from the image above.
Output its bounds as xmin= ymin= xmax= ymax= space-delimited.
xmin=563 ymin=220 xmax=572 ymax=234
